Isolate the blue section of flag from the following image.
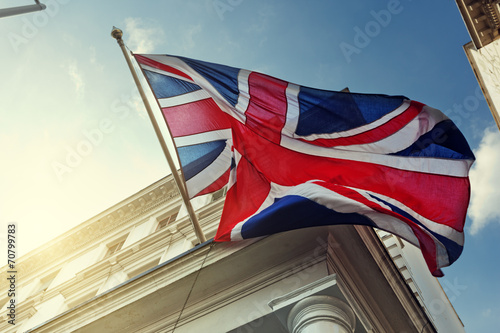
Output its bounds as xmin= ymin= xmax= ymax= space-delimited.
xmin=351 ymin=93 xmax=407 ymax=123
xmin=179 ymin=56 xmax=240 ymax=106
xmin=144 ymin=69 xmax=201 ymax=98
xmin=392 ymin=120 xmax=474 ymax=160
xmin=240 ymin=195 xmax=376 ymax=239
xmin=297 ymin=87 xmax=405 ymax=135
xmin=178 ymin=140 xmax=227 ymax=180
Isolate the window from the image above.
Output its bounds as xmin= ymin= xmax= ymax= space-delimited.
xmin=211 ymin=187 xmax=227 ymax=202
xmin=156 ymin=212 xmax=178 ymax=231
xmin=104 ymin=239 xmax=126 ymax=259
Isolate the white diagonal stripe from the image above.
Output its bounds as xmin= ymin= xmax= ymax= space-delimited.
xmin=333 ymin=105 xmax=448 ymax=154
xmin=141 ymin=55 xmax=243 ymax=123
xmin=350 ymin=187 xmax=464 ymax=246
xmin=140 ymin=63 xmax=195 ymax=84
xmin=185 ymin=141 xmax=233 ymax=197
xmin=174 ymin=129 xmax=232 ymax=148
xmin=158 ymin=90 xmax=211 ymax=108
xmin=231 ymin=181 xmax=449 ymax=267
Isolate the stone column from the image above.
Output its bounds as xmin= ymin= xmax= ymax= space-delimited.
xmin=287 ymin=295 xmax=356 ymax=333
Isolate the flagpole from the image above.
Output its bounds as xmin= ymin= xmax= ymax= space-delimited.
xmin=111 ymin=27 xmax=206 ymax=244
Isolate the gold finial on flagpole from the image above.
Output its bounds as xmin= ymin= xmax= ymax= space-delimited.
xmin=111 ymin=26 xmax=125 ymax=47
xmin=111 ymin=26 xmax=123 ymax=40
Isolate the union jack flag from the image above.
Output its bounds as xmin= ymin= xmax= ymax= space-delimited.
xmin=135 ymin=54 xmax=474 ymax=276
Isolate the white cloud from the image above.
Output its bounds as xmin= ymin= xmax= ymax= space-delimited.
xmin=124 ymin=17 xmax=164 ymax=53
xmin=89 ymin=45 xmax=97 ymax=64
xmin=468 ymin=126 xmax=500 ymax=234
xmin=62 ymin=60 xmax=85 ymax=98
xmin=182 ymin=24 xmax=202 ymax=52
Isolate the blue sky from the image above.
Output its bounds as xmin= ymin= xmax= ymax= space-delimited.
xmin=1 ymin=0 xmax=499 ymax=331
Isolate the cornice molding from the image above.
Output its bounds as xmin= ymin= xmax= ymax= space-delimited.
xmin=456 ymin=0 xmax=500 ymax=48
xmin=25 ymin=230 xmax=330 ymax=332
xmin=354 ymin=225 xmax=436 ymax=333
xmin=1 ymin=177 xmax=180 ymax=282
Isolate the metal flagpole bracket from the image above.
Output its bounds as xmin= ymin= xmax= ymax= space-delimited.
xmin=0 ymin=1 xmax=46 ymax=19
xmin=111 ymin=27 xmax=207 ymax=244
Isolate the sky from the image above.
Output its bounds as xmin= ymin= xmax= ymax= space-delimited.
xmin=0 ymin=0 xmax=499 ymax=331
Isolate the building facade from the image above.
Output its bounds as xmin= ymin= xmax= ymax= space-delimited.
xmin=456 ymin=0 xmax=500 ymax=130
xmin=1 ymin=175 xmax=464 ymax=332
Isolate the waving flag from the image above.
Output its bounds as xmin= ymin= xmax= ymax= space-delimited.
xmin=135 ymin=54 xmax=475 ymax=276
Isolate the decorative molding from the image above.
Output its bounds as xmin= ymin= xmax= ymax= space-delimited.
xmin=326 ymin=231 xmax=390 ymax=333
xmin=23 ymin=230 xmax=329 ymax=332
xmin=456 ymin=0 xmax=500 ymax=48
xmin=3 ymin=177 xmax=180 ymax=279
xmin=287 ymin=295 xmax=356 ymax=333
xmin=353 ymin=225 xmax=436 ymax=333
xmin=268 ymin=275 xmax=338 ymax=310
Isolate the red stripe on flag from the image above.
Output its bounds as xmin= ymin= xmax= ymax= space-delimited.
xmin=162 ymin=98 xmax=231 ymax=138
xmin=196 ymin=168 xmax=231 ymax=197
xmin=301 ymin=101 xmax=423 ymax=147
xmin=215 ymin=155 xmax=271 ymax=241
xmin=314 ymin=182 xmax=443 ymax=274
xmin=245 ymin=72 xmax=288 ymax=144
xmin=232 ymin=121 xmax=469 ymax=232
xmin=135 ymin=55 xmax=194 ymax=82
xmin=408 ymin=223 xmax=441 ymax=276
